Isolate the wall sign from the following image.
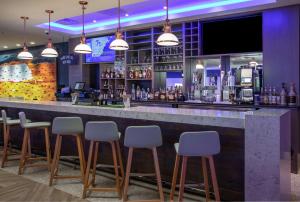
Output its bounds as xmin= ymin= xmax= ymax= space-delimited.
xmin=60 ymin=54 xmax=79 ymax=65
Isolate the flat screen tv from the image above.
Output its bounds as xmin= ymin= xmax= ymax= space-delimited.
xmin=85 ymin=35 xmax=115 ymax=63
xmin=202 ymin=15 xmax=262 ymax=55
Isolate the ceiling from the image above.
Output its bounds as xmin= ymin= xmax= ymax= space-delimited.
xmin=0 ymin=0 xmax=299 ymax=51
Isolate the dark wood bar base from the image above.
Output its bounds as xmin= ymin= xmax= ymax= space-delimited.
xmin=2 ymin=107 xmax=245 ymax=201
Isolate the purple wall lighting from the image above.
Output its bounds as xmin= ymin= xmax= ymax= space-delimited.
xmin=36 ymin=0 xmax=276 ymax=35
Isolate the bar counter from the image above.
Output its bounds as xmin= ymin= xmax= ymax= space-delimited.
xmin=0 ymin=98 xmax=291 ymax=201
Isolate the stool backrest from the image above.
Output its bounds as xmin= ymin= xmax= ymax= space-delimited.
xmin=18 ymin=112 xmax=27 ymax=128
xmin=52 ymin=117 xmax=83 ymax=135
xmin=1 ymin=110 xmax=8 ymax=125
xmin=178 ymin=131 xmax=220 ymax=156
xmin=85 ymin=121 xmax=119 ymax=142
xmin=124 ymin=125 xmax=162 ymax=148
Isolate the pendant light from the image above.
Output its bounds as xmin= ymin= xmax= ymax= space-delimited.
xmin=74 ymin=1 xmax=92 ymax=54
xmin=41 ymin=10 xmax=58 ymax=58
xmin=17 ymin=16 xmax=33 ymax=60
xmin=109 ymin=0 xmax=129 ymax=50
xmin=156 ymin=0 xmax=179 ymax=46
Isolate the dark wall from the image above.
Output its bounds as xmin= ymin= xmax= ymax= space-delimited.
xmin=263 ymin=5 xmax=300 ymax=93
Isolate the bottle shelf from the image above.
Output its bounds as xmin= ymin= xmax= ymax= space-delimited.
xmin=127 ymin=78 xmax=152 ymax=81
xmin=154 ymin=61 xmax=183 ymax=64
xmin=127 ymin=63 xmax=152 ymax=66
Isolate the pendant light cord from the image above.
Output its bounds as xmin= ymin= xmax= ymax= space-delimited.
xmin=82 ymin=3 xmax=85 ymax=36
xmin=118 ymin=0 xmax=121 ymax=32
xmin=48 ymin=12 xmax=51 ymax=40
xmin=23 ymin=17 xmax=26 ymax=46
xmin=166 ymin=0 xmax=169 ymax=21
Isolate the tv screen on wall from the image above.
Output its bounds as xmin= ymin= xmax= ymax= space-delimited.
xmin=202 ymin=15 xmax=262 ymax=55
xmin=85 ymin=35 xmax=115 ymax=63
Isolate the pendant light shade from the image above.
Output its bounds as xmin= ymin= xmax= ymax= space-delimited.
xmin=42 ymin=10 xmax=58 ymax=58
xmin=18 ymin=16 xmax=33 ymax=60
xmin=109 ymin=0 xmax=129 ymax=50
xmin=74 ymin=1 xmax=92 ymax=54
xmin=156 ymin=0 xmax=179 ymax=46
xmin=17 ymin=45 xmax=33 ymax=60
xmin=109 ymin=31 xmax=129 ymax=50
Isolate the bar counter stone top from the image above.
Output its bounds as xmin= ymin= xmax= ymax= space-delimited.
xmin=0 ymin=98 xmax=292 ymax=201
xmin=0 ymin=98 xmax=247 ymax=128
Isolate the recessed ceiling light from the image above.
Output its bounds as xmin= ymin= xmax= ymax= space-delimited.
xmin=3 ymin=46 xmax=8 ymax=49
xmin=30 ymin=41 xmax=35 ymax=45
xmin=125 ymin=13 xmax=129 ymax=17
xmin=93 ymin=20 xmax=97 ymax=23
xmin=16 ymin=43 xmax=21 ymax=47
xmin=163 ymin=6 xmax=167 ymax=10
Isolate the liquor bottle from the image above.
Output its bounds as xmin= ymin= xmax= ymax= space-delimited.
xmin=134 ymin=68 xmax=139 ymax=79
xmin=146 ymin=67 xmax=152 ymax=79
xmin=280 ymin=83 xmax=287 ymax=106
xmin=129 ymin=69 xmax=134 ymax=79
xmin=168 ymin=87 xmax=175 ymax=101
xmin=268 ymin=86 xmax=273 ymax=105
xmin=288 ymin=83 xmax=297 ymax=106
xmin=131 ymin=84 xmax=136 ymax=101
xmin=160 ymin=88 xmax=166 ymax=101
xmin=142 ymin=68 xmax=147 ymax=79
xmin=260 ymin=87 xmax=265 ymax=105
xmin=147 ymin=88 xmax=151 ymax=100
xmin=136 ymin=85 xmax=141 ymax=100
xmin=106 ymin=68 xmax=110 ymax=78
xmin=272 ymin=87 xmax=277 ymax=105
xmin=110 ymin=70 xmax=115 ymax=79
xmin=263 ymin=87 xmax=269 ymax=104
xmin=101 ymin=70 xmax=106 ymax=78
xmin=154 ymin=89 xmax=160 ymax=100
xmin=139 ymin=69 xmax=143 ymax=79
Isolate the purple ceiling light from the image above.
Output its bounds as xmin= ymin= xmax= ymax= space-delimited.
xmin=36 ymin=0 xmax=276 ymax=35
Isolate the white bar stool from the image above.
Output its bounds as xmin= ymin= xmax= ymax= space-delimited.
xmin=123 ymin=125 xmax=164 ymax=202
xmin=49 ymin=117 xmax=85 ymax=186
xmin=170 ymin=131 xmax=221 ymax=202
xmin=18 ymin=112 xmax=51 ymax=175
xmin=82 ymin=121 xmax=124 ymax=199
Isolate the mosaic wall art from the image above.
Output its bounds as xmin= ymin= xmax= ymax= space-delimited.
xmin=0 ymin=61 xmax=56 ymax=101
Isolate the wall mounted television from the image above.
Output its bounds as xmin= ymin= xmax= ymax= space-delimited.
xmin=202 ymin=15 xmax=262 ymax=55
xmin=85 ymin=35 xmax=115 ymax=63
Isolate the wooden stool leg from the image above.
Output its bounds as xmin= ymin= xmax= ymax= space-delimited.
xmin=91 ymin=142 xmax=99 ymax=186
xmin=152 ymin=147 xmax=164 ymax=202
xmin=123 ymin=147 xmax=133 ymax=202
xmin=49 ymin=135 xmax=62 ymax=186
xmin=208 ymin=156 xmax=220 ymax=202
xmin=116 ymin=141 xmax=125 ymax=184
xmin=202 ymin=157 xmax=210 ymax=202
xmin=76 ymin=135 xmax=86 ymax=183
xmin=18 ymin=129 xmax=29 ymax=175
xmin=1 ymin=125 xmax=9 ymax=168
xmin=82 ymin=141 xmax=94 ymax=199
xmin=111 ymin=141 xmax=121 ymax=199
xmin=178 ymin=156 xmax=188 ymax=202
xmin=170 ymin=154 xmax=180 ymax=201
xmin=44 ymin=127 xmax=51 ymax=171
xmin=27 ymin=133 xmax=32 ymax=158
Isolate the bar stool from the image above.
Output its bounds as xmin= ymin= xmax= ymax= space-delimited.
xmin=1 ymin=110 xmax=22 ymax=168
xmin=170 ymin=131 xmax=221 ymax=202
xmin=123 ymin=125 xmax=164 ymax=202
xmin=82 ymin=121 xmax=124 ymax=199
xmin=18 ymin=112 xmax=52 ymax=175
xmin=49 ymin=117 xmax=85 ymax=186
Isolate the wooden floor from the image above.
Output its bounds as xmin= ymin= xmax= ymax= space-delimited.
xmin=0 ymin=169 xmax=87 ymax=202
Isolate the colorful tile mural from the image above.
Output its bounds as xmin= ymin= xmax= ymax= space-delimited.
xmin=0 ymin=61 xmax=56 ymax=101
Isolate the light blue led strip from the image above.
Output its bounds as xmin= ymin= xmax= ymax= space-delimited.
xmin=38 ymin=0 xmax=268 ymax=33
